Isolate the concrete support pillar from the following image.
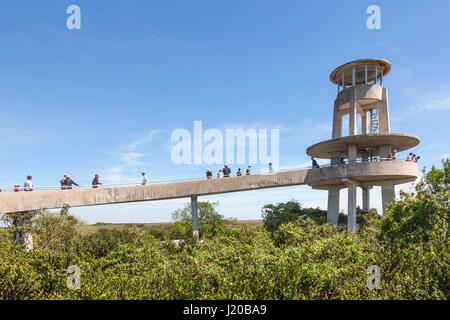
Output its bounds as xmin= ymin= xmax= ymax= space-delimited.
xmin=349 ymin=97 xmax=358 ymax=136
xmin=327 ymin=188 xmax=340 ymax=224
xmin=348 ymin=144 xmax=357 ymax=163
xmin=362 ymin=187 xmax=370 ymax=211
xmin=361 ymin=111 xmax=368 ymax=134
xmin=381 ymin=181 xmax=396 ymax=216
xmin=348 ymin=187 xmax=357 ymax=232
xmin=13 ymin=211 xmax=34 ymax=251
xmin=378 ymin=89 xmax=390 ymax=133
xmin=332 ymin=107 xmax=342 ymax=139
xmin=379 ymin=145 xmax=391 ymax=160
xmin=191 ymin=196 xmax=199 ymax=238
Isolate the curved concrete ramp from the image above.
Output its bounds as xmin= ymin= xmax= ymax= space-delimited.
xmin=0 ymin=161 xmax=417 ymax=214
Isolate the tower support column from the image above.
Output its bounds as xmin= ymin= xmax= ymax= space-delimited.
xmin=381 ymin=181 xmax=395 ymax=216
xmin=13 ymin=211 xmax=34 ymax=251
xmin=362 ymin=187 xmax=371 ymax=211
xmin=348 ymin=187 xmax=357 ymax=232
xmin=327 ymin=188 xmax=340 ymax=224
xmin=191 ymin=196 xmax=199 ymax=239
xmin=361 ymin=111 xmax=368 ymax=134
xmin=349 ymin=96 xmax=358 ymax=136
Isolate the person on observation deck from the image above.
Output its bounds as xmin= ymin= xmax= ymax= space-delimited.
xmin=223 ymin=164 xmax=231 ymax=177
xmin=217 ymin=169 xmax=223 ymax=179
xmin=388 ymin=150 xmax=398 ymax=160
xmin=206 ymin=168 xmax=212 ymax=179
xmin=311 ymin=157 xmax=320 ymax=168
xmin=92 ymin=174 xmax=102 ymax=188
xmin=61 ymin=174 xmax=79 ymax=190
xmin=141 ymin=172 xmax=148 ymax=185
xmin=236 ymin=168 xmax=242 ymax=176
xmin=269 ymin=162 xmax=274 ymax=173
xmin=246 ymin=165 xmax=251 ymax=175
xmin=24 ymin=175 xmax=33 ymax=191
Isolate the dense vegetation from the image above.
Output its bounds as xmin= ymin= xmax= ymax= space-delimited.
xmin=0 ymin=159 xmax=448 ymax=300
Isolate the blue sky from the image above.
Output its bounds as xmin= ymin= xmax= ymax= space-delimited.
xmin=0 ymin=0 xmax=449 ymax=223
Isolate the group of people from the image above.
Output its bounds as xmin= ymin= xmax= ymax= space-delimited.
xmin=11 ymin=172 xmax=150 ymax=192
xmin=205 ymin=163 xmax=274 ymax=179
xmin=388 ymin=150 xmax=420 ymax=162
xmin=311 ymin=150 xmax=420 ymax=169
xmin=406 ymin=152 xmax=421 ymax=162
xmin=10 ymin=150 xmax=421 ymax=192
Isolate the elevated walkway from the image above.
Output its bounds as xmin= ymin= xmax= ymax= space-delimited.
xmin=0 ymin=161 xmax=418 ymax=214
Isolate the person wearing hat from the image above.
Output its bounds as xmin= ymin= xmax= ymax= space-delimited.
xmin=60 ymin=174 xmax=79 ymax=190
xmin=311 ymin=157 xmax=320 ymax=168
xmin=92 ymin=174 xmax=102 ymax=188
xmin=389 ymin=150 xmax=398 ymax=160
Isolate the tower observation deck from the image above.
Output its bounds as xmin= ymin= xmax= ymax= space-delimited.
xmin=306 ymin=58 xmax=420 ymax=231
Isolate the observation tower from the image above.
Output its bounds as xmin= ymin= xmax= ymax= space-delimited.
xmin=306 ymin=58 xmax=420 ymax=231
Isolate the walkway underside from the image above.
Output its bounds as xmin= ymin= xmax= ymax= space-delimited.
xmin=0 ymin=161 xmax=417 ymax=214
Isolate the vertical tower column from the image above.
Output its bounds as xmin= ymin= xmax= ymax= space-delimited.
xmin=348 ymin=187 xmax=357 ymax=232
xmin=332 ymin=102 xmax=342 ymax=139
xmin=381 ymin=181 xmax=395 ymax=216
xmin=327 ymin=188 xmax=340 ymax=224
xmin=347 ymin=144 xmax=358 ymax=232
xmin=349 ymin=94 xmax=358 ymax=136
xmin=378 ymin=89 xmax=390 ymax=133
xmin=191 ymin=196 xmax=199 ymax=238
xmin=361 ymin=111 xmax=368 ymax=134
xmin=362 ymin=187 xmax=371 ymax=211
xmin=13 ymin=211 xmax=34 ymax=251
xmin=379 ymin=145 xmax=391 ymax=160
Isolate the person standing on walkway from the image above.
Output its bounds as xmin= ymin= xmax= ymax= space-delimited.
xmin=311 ymin=157 xmax=320 ymax=168
xmin=206 ymin=168 xmax=213 ymax=179
xmin=24 ymin=175 xmax=33 ymax=191
xmin=141 ymin=172 xmax=148 ymax=185
xmin=61 ymin=175 xmax=79 ymax=190
xmin=223 ymin=164 xmax=231 ymax=177
xmin=236 ymin=168 xmax=242 ymax=176
xmin=217 ymin=169 xmax=223 ymax=179
xmin=269 ymin=162 xmax=274 ymax=173
xmin=92 ymin=174 xmax=102 ymax=188
xmin=60 ymin=174 xmax=69 ymax=190
xmin=246 ymin=165 xmax=251 ymax=175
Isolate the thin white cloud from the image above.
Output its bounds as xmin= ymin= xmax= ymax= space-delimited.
xmin=420 ymin=96 xmax=450 ymax=111
xmin=124 ymin=130 xmax=160 ymax=150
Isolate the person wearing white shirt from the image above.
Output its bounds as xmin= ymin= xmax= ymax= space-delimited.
xmin=141 ymin=172 xmax=148 ymax=185
xmin=24 ymin=175 xmax=33 ymax=191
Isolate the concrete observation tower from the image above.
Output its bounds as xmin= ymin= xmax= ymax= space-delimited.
xmin=306 ymin=58 xmax=420 ymax=231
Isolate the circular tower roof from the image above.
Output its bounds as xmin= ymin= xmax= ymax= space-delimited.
xmin=330 ymin=58 xmax=391 ymax=86
xmin=306 ymin=133 xmax=420 ymax=159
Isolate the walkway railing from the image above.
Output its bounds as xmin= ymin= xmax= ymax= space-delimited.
xmin=0 ymin=158 xmax=413 ymax=193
